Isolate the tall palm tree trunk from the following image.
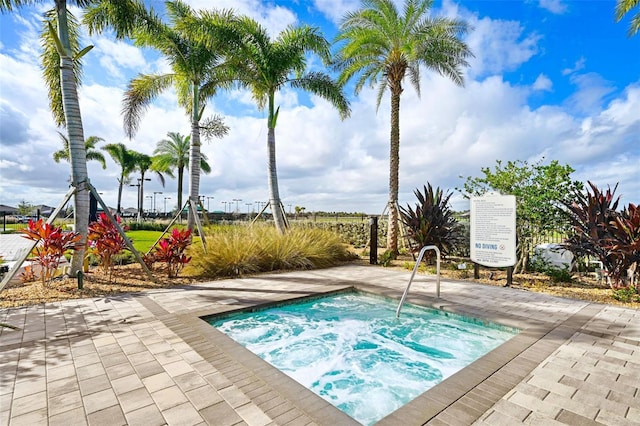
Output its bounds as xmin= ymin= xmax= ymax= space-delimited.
xmin=267 ymin=96 xmax=286 ymax=234
xmin=116 ymin=177 xmax=124 ymax=214
xmin=187 ymin=120 xmax=202 ymax=230
xmin=268 ymin=127 xmax=286 ymax=234
xmin=177 ymin=166 xmax=184 ymax=215
xmin=387 ymin=87 xmax=402 ymax=254
xmin=57 ymin=0 xmax=89 ymax=277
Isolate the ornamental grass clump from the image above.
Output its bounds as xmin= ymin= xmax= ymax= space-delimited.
xmin=19 ymin=219 xmax=81 ymax=286
xmin=185 ymin=225 xmax=355 ymax=278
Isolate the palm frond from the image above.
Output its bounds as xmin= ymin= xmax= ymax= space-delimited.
xmin=336 ymin=0 xmax=472 ymax=96
xmin=40 ymin=9 xmax=83 ymax=127
xmin=200 ymin=115 xmax=230 ymax=141
xmin=122 ymin=73 xmax=175 ymax=138
xmin=290 ymin=72 xmax=351 ymax=119
xmin=615 ymin=0 xmax=640 ymax=36
xmin=152 ymin=131 xmax=190 ymax=176
xmin=83 ymin=0 xmax=161 ymax=40
xmin=374 ymin=79 xmax=388 ymax=111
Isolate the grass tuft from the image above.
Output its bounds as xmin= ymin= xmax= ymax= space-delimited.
xmin=184 ymin=225 xmax=356 ymax=278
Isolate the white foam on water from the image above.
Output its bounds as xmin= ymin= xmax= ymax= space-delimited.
xmin=212 ymin=293 xmax=518 ymax=425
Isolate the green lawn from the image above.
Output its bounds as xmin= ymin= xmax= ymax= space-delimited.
xmin=127 ymin=230 xmax=164 ymax=253
xmin=126 ymin=229 xmax=201 ymax=254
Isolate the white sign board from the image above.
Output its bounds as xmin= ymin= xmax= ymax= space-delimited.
xmin=470 ymin=193 xmax=516 ymax=268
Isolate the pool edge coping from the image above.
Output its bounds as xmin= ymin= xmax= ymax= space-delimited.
xmin=138 ymin=277 xmax=604 ymax=425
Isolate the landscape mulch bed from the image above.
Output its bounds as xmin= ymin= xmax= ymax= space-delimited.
xmin=0 ymin=264 xmax=198 ymax=309
xmin=1 ymin=260 xmax=638 ymax=310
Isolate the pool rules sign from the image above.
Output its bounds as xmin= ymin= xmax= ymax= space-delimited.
xmin=470 ymin=193 xmax=516 ymax=268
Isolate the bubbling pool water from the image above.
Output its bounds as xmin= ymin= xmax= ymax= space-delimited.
xmin=210 ymin=292 xmax=517 ymax=425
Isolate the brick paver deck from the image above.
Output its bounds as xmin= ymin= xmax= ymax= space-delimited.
xmin=1 ymin=264 xmax=639 ymax=425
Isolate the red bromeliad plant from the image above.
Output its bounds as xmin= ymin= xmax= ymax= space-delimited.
xmin=152 ymin=228 xmax=192 ymax=278
xmin=19 ymin=219 xmax=81 ymax=286
xmin=88 ymin=213 xmax=129 ymax=282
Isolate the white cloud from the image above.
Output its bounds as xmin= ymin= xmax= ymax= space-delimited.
xmin=538 ymin=0 xmax=568 ymax=15
xmin=185 ymin=0 xmax=297 ymax=36
xmin=441 ymin=1 xmax=541 ymax=79
xmin=564 ymin=72 xmax=616 ymax=115
xmin=93 ymin=38 xmax=148 ymax=80
xmin=562 ymin=57 xmax=586 ymax=76
xmin=313 ymin=0 xmax=360 ymax=25
xmin=532 ymin=73 xmax=553 ymax=92
xmin=467 ymin=19 xmax=540 ymax=78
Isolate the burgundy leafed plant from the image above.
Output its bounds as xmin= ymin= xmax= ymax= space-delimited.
xmin=604 ymin=203 xmax=640 ymax=287
xmin=562 ymin=181 xmax=639 ymax=288
xmin=88 ymin=213 xmax=129 ymax=283
xmin=399 ymin=183 xmax=464 ymax=258
xmin=19 ymin=219 xmax=81 ymax=286
xmin=152 ymin=228 xmax=192 ymax=278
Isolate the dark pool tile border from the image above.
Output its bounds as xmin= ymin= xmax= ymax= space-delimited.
xmin=141 ymin=281 xmax=604 ymax=426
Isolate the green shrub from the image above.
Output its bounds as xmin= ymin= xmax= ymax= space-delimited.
xmin=545 ymin=266 xmax=573 ymax=283
xmin=529 ymin=257 xmax=573 ymax=283
xmin=291 ymin=220 xmax=385 ymax=248
xmin=378 ymin=250 xmax=396 ymax=267
xmin=185 ymin=225 xmax=357 ymax=278
xmin=612 ymin=286 xmax=640 ymax=303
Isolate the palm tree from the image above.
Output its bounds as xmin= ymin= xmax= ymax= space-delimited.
xmin=1 ymin=1 xmax=90 ymax=278
xmin=153 ymin=132 xmax=211 ymax=213
xmin=616 ymin=0 xmax=640 ymax=36
xmin=53 ymin=132 xmax=106 ymax=169
xmin=106 ymin=1 xmax=231 ymax=230
xmin=102 ymin=143 xmax=138 ymax=214
xmin=216 ymin=17 xmax=350 ymax=233
xmin=335 ymin=0 xmax=472 ymax=254
xmin=1 ymin=0 xmax=149 ymax=279
xmin=132 ymin=152 xmax=165 ymax=222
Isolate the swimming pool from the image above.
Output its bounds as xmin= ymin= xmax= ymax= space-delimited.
xmin=209 ymin=291 xmax=519 ymax=425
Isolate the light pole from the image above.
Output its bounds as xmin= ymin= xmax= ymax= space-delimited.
xmin=207 ymin=196 xmax=214 ymax=211
xmin=222 ymin=201 xmax=228 ymax=213
xmin=245 ymin=203 xmax=252 ymax=214
xmin=164 ymin=197 xmax=171 ymax=214
xmin=129 ymin=182 xmax=141 ymax=220
xmin=153 ymin=191 xmax=163 ymax=214
xmin=232 ymin=198 xmax=242 ymax=213
xmin=139 ymin=178 xmax=150 ymax=218
xmin=130 ymin=178 xmax=150 ymax=222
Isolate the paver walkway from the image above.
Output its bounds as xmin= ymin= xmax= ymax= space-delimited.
xmin=1 ymin=264 xmax=639 ymax=425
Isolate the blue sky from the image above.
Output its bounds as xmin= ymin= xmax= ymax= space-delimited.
xmin=0 ymin=0 xmax=638 ymax=214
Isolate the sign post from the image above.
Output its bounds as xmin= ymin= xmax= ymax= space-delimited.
xmin=470 ymin=193 xmax=517 ymax=272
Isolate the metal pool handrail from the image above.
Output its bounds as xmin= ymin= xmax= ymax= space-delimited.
xmin=396 ymin=245 xmax=441 ymax=318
